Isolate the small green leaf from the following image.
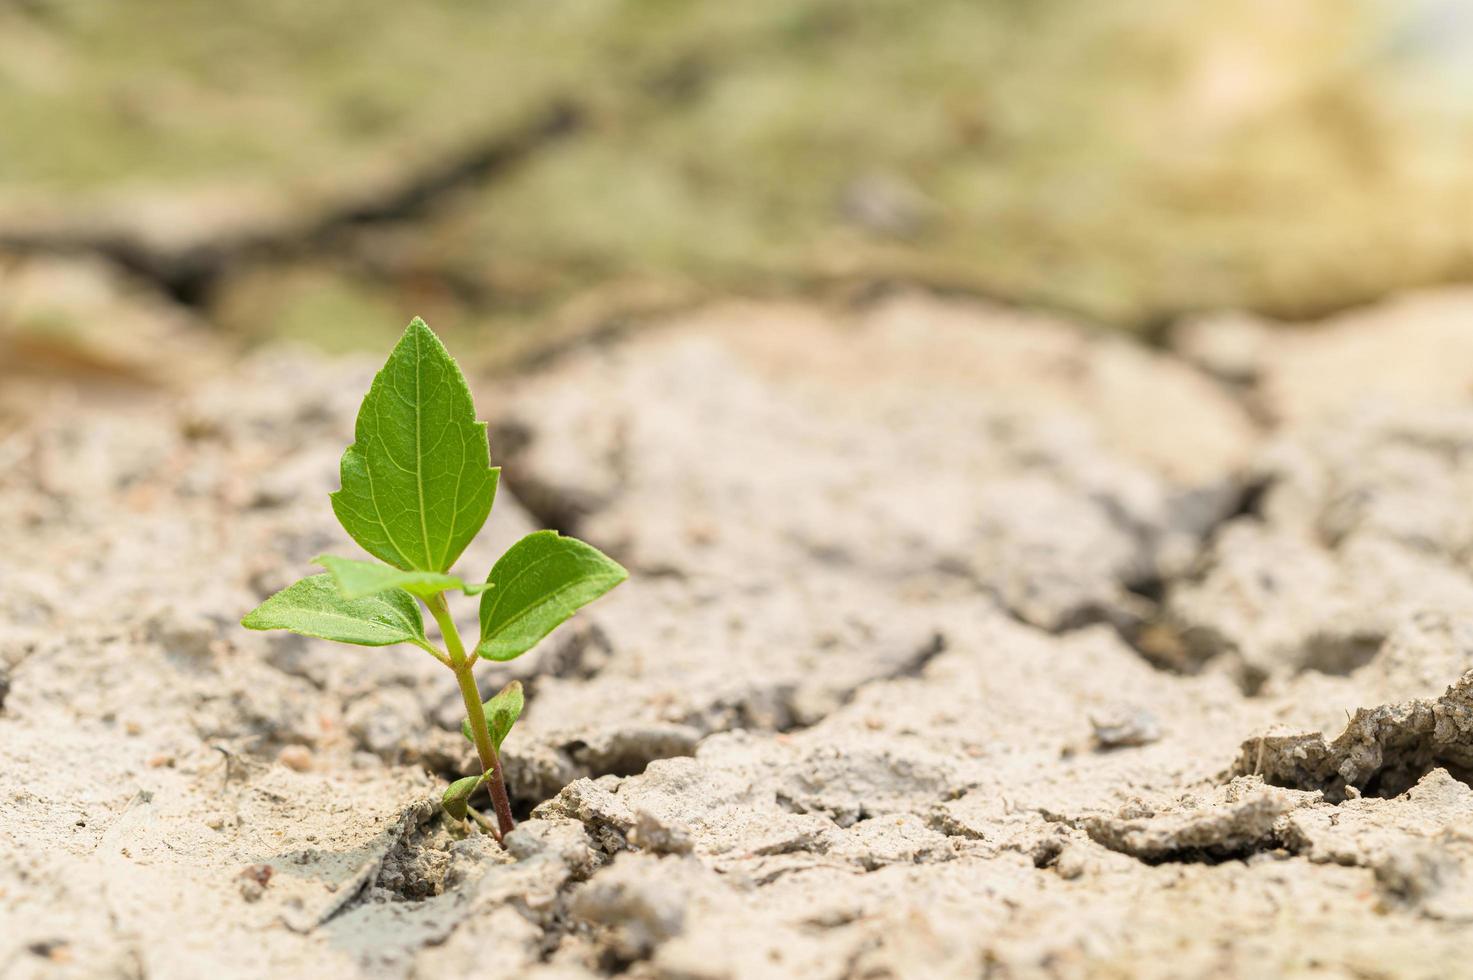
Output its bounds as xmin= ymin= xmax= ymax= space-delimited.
xmin=441 ymin=774 xmax=484 ymax=820
xmin=313 ymin=554 xmax=492 ymax=600
xmin=476 ymin=532 xmax=628 ymax=661
xmin=330 ymin=318 xmax=500 ymax=574
xmin=461 ymin=680 xmax=525 ymax=749
xmin=241 ymin=574 xmax=427 ymax=646
xmin=487 ymin=680 xmax=525 ymax=748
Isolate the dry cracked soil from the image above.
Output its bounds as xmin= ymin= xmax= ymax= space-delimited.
xmin=8 ymin=284 xmax=1473 ymax=978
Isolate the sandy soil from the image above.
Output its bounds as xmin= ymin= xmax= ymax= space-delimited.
xmin=6 ymin=289 xmax=1473 ymax=978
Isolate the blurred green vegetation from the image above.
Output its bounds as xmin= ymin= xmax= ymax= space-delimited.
xmin=3 ymin=0 xmax=1472 ymax=354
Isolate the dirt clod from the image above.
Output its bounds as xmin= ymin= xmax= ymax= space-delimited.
xmin=239 ymin=864 xmax=274 ymax=902
xmin=277 ymin=745 xmax=314 ymax=772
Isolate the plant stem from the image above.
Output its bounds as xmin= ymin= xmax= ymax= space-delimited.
xmin=467 ymin=807 xmax=499 ymax=836
xmin=426 ymin=592 xmax=516 ymax=840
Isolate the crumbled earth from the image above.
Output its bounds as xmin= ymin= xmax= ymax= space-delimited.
xmin=10 ymin=288 xmax=1473 ymax=977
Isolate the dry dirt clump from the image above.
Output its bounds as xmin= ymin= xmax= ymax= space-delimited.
xmin=9 ymin=292 xmax=1473 ymax=976
xmin=1158 ymin=404 xmax=1473 ymax=692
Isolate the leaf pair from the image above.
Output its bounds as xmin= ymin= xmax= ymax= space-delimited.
xmin=241 ymin=318 xmax=626 ymax=663
xmin=245 ymin=533 xmax=627 ymax=662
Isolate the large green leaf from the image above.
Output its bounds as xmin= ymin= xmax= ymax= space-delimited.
xmin=461 ymin=680 xmax=525 ymax=749
xmin=240 ymin=574 xmax=426 ymax=647
xmin=313 ymin=554 xmax=492 ymax=600
xmin=476 ymin=531 xmax=627 ymax=661
xmin=330 ymin=318 xmax=500 ymax=574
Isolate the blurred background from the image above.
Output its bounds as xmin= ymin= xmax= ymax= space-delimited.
xmin=3 ymin=0 xmax=1473 ymax=390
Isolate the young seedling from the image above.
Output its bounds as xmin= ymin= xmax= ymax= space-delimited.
xmin=241 ymin=318 xmax=627 ymax=841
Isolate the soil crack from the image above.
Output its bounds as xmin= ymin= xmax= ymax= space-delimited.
xmin=1232 ymin=671 xmax=1473 ymax=802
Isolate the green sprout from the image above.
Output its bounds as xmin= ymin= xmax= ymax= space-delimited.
xmin=241 ymin=318 xmax=627 ymax=840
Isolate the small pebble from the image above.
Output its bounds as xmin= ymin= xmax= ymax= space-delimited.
xmin=238 ymin=864 xmax=273 ymax=902
xmin=1054 ymin=845 xmax=1090 ymax=880
xmin=1091 ymin=707 xmax=1162 ymax=750
xmin=277 ymin=745 xmax=313 ymax=772
xmin=27 ymin=941 xmax=71 ymax=963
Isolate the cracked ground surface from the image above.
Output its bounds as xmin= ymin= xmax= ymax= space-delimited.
xmin=8 ymin=285 xmax=1473 ymax=977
